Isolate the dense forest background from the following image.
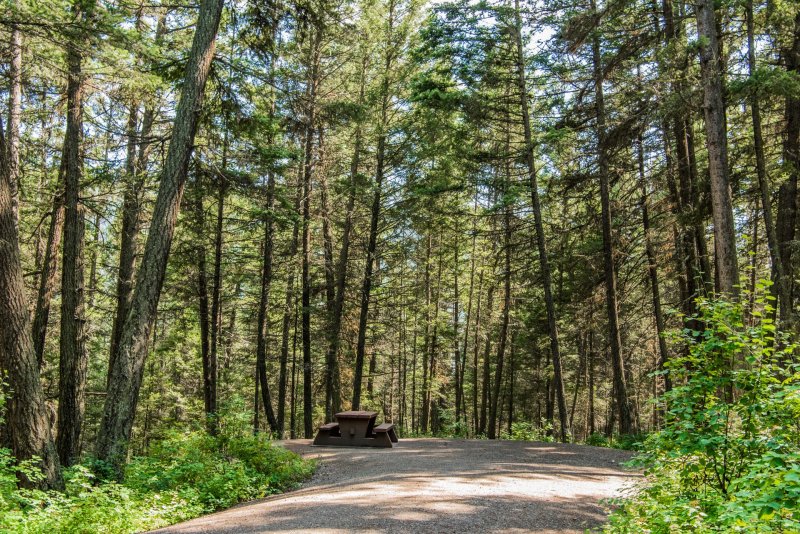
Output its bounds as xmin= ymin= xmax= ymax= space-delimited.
xmin=0 ymin=0 xmax=799 ymax=494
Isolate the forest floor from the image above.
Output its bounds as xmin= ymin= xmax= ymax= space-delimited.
xmin=151 ymin=438 xmax=640 ymax=533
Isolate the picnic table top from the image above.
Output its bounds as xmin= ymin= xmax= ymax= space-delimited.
xmin=335 ymin=411 xmax=378 ymax=419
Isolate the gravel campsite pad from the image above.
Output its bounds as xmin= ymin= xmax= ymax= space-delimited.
xmin=153 ymin=438 xmax=640 ymax=533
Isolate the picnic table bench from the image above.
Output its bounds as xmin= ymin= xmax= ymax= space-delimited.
xmin=313 ymin=411 xmax=397 ymax=448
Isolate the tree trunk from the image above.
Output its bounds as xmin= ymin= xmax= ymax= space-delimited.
xmin=420 ymin=238 xmax=432 ymax=432
xmin=452 ymin=239 xmax=462 ymax=424
xmin=488 ymin=183 xmax=512 ymax=440
xmin=637 ymin=135 xmax=671 ymax=395
xmin=661 ymin=0 xmax=710 ymax=314
xmin=513 ymin=0 xmax=568 ymax=441
xmin=193 ymin=188 xmax=213 ymax=427
xmin=695 ymin=0 xmax=739 ymax=297
xmin=471 ymin=268 xmax=483 ymax=435
xmin=353 ymin=9 xmax=395 ymax=409
xmin=206 ymin=176 xmax=224 ymax=431
xmin=255 ymin=168 xmax=279 ymax=433
xmin=428 ymin=255 xmax=443 ymax=433
xmin=507 ymin=332 xmax=515 ymax=436
xmin=317 ymin=129 xmax=341 ymax=420
xmin=587 ymin=328 xmax=595 ymax=435
xmin=33 ymin=188 xmax=64 ymax=366
xmin=778 ymin=12 xmax=800 ymax=327
xmin=0 ymin=117 xmax=63 ymax=489
xmin=277 ymin=174 xmax=302 ymax=435
xmin=97 ymin=0 xmax=225 ymax=473
xmin=109 ymin=13 xmax=165 ymax=379
xmin=591 ymin=12 xmax=633 ymax=434
xmin=479 ymin=282 xmax=495 ymax=435
xmin=7 ymin=10 xmax=21 ymax=227
xmin=301 ymin=25 xmax=322 ymax=438
xmin=57 ymin=26 xmax=89 ymax=467
xmin=745 ymin=0 xmax=782 ymax=315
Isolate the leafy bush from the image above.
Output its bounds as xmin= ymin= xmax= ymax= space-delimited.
xmin=606 ymin=291 xmax=800 ymax=532
xmin=584 ymin=432 xmax=645 ymax=450
xmin=609 ymin=433 xmax=646 ymax=452
xmin=0 ymin=423 xmax=314 ymax=533
xmin=586 ymin=432 xmax=609 ymax=447
xmin=500 ymin=420 xmax=554 ymax=442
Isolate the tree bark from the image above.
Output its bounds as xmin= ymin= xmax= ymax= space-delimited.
xmin=777 ymin=11 xmax=800 ymax=327
xmin=695 ymin=0 xmax=739 ymax=297
xmin=109 ymin=14 xmax=165 ymax=377
xmin=255 ymin=162 xmax=279 ymax=433
xmin=97 ymin=0 xmax=225 ymax=472
xmin=0 ymin=117 xmax=63 ymax=489
xmin=193 ymin=188 xmax=214 ymax=430
xmin=487 ymin=204 xmax=511 ymax=440
xmin=57 ymin=20 xmax=89 ymax=467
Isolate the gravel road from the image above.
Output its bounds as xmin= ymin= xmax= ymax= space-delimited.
xmin=152 ymin=438 xmax=639 ymax=533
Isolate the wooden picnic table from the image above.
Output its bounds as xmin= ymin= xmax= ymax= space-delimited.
xmin=312 ymin=410 xmax=398 ymax=448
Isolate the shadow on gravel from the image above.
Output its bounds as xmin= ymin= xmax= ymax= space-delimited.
xmin=154 ymin=438 xmax=640 ymax=534
xmin=163 ymin=496 xmax=611 ymax=533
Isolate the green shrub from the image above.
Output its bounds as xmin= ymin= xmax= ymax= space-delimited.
xmin=606 ymin=290 xmax=800 ymax=532
xmin=609 ymin=433 xmax=646 ymax=452
xmin=0 ymin=424 xmax=314 ymax=533
xmin=586 ymin=432 xmax=609 ymax=447
xmin=500 ymin=420 xmax=555 ymax=442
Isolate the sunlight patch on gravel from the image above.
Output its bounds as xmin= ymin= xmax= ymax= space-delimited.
xmin=152 ymin=438 xmax=639 ymax=534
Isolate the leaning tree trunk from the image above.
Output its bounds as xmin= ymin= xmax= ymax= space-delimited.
xmin=695 ymin=0 xmax=739 ymax=297
xmin=32 ymin=187 xmax=64 ymax=366
xmin=97 ymin=0 xmax=225 ymax=473
xmin=109 ymin=14 xmax=166 ymax=378
xmin=513 ymin=0 xmax=568 ymax=441
xmin=0 ymin=117 xmax=63 ymax=490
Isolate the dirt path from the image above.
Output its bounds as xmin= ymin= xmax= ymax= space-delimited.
xmin=153 ymin=438 xmax=639 ymax=533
